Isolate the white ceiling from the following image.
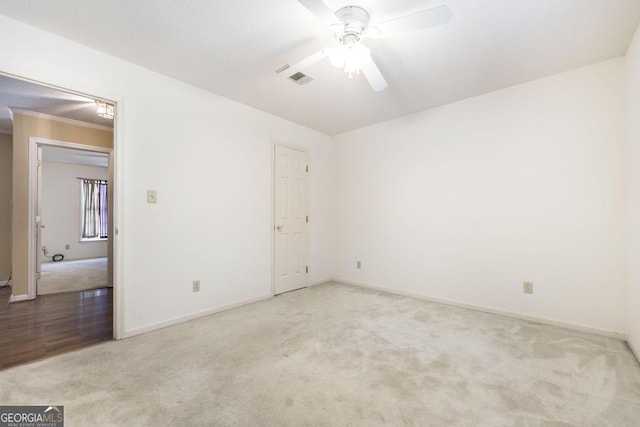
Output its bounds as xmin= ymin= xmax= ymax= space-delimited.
xmin=0 ymin=74 xmax=114 ymax=134
xmin=0 ymin=0 xmax=638 ymax=135
xmin=42 ymin=145 xmax=109 ymax=168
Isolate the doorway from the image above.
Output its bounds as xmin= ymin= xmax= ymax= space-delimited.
xmin=33 ymin=142 xmax=112 ymax=297
xmin=273 ymin=144 xmax=309 ymax=295
xmin=0 ymin=72 xmax=119 ymax=368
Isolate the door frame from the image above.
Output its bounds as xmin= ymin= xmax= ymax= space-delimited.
xmin=271 ymin=141 xmax=309 ymax=296
xmin=2 ymin=70 xmax=123 ymax=339
xmin=28 ymin=136 xmax=113 ymax=297
xmin=27 ymin=134 xmax=121 ymax=339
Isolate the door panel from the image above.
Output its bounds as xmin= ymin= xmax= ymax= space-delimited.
xmin=274 ymin=145 xmax=308 ymax=295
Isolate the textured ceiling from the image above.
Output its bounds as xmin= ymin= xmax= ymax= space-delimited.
xmin=0 ymin=0 xmax=638 ymax=135
xmin=0 ymin=74 xmax=114 ymax=134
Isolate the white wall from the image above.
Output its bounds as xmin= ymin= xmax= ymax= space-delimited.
xmin=0 ymin=13 xmax=633 ymax=343
xmin=333 ymin=58 xmax=627 ymax=335
xmin=0 ymin=15 xmax=334 ymax=336
xmin=626 ymin=23 xmax=640 ymax=356
xmin=41 ymin=161 xmax=108 ymax=262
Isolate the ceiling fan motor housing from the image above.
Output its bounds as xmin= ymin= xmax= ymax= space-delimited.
xmin=335 ymin=6 xmax=370 ymax=43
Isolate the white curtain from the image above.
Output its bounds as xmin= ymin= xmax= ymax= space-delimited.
xmin=81 ymin=179 xmax=107 ymax=239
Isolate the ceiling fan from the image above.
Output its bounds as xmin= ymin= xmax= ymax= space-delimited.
xmin=277 ymin=0 xmax=453 ymax=91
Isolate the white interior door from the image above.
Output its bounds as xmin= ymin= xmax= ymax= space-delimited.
xmin=274 ymin=145 xmax=308 ymax=295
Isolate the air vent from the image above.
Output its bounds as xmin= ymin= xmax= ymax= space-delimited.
xmin=276 ymin=64 xmax=313 ymax=86
xmin=288 ymin=71 xmax=313 ymax=86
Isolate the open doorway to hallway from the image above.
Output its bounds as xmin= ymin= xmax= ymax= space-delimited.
xmin=0 ymin=72 xmax=117 ymax=369
xmin=36 ymin=145 xmax=111 ymax=297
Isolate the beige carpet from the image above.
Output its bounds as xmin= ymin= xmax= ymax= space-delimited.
xmin=38 ymin=257 xmax=109 ymax=295
xmin=1 ymin=282 xmax=639 ymax=425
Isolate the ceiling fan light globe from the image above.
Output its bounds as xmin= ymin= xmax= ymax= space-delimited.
xmin=344 ymin=43 xmax=370 ymax=73
xmin=344 ymin=56 xmax=359 ymax=74
xmin=329 ymin=45 xmax=348 ymax=68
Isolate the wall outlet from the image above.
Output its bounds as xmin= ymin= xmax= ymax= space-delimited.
xmin=523 ymin=281 xmax=534 ymax=294
xmin=65 ymin=244 xmax=70 ymax=250
xmin=192 ymin=280 xmax=200 ymax=293
xmin=356 ymin=260 xmax=362 ymax=269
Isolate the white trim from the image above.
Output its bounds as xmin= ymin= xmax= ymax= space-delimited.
xmin=111 ymin=104 xmax=123 ymax=340
xmin=271 ymin=140 xmax=310 ymax=154
xmin=271 ymin=140 xmax=310 ymax=297
xmin=334 ymin=278 xmax=627 ymax=341
xmin=9 ymin=294 xmax=29 ymax=303
xmin=11 ymin=108 xmax=114 ymax=132
xmin=270 ymin=141 xmax=275 ymax=297
xmin=123 ymin=294 xmax=272 ymax=339
xmin=309 ymin=278 xmax=332 ymax=287
xmin=27 ymin=139 xmax=37 ymax=301
xmin=29 ymin=136 xmax=112 ymax=154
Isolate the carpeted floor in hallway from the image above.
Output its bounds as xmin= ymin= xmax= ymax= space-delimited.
xmin=1 ymin=282 xmax=639 ymax=426
xmin=38 ymin=257 xmax=109 ymax=295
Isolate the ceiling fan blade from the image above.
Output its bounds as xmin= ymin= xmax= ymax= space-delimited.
xmin=277 ymin=48 xmax=329 ymax=78
xmin=360 ymin=55 xmax=387 ymax=92
xmin=369 ymin=5 xmax=452 ymax=39
xmin=298 ymin=0 xmax=337 ymax=26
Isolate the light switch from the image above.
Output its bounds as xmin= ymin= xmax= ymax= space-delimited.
xmin=147 ymin=190 xmax=157 ymax=204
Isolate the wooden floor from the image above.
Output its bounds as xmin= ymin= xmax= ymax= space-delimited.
xmin=0 ymin=286 xmax=112 ymax=370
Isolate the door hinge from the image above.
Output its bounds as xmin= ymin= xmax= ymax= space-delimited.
xmin=37 ymin=160 xmax=42 ymax=167
xmin=306 ymin=266 xmax=308 ymax=274
xmin=306 ymin=164 xmax=308 ymax=173
xmin=306 ymin=215 xmax=308 ymax=223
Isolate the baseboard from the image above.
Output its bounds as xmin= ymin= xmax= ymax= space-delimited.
xmin=309 ymin=278 xmax=333 ymax=287
xmin=123 ymin=294 xmax=273 ymax=339
xmin=334 ymin=278 xmax=627 ymax=341
xmin=9 ymin=294 xmax=29 ymax=303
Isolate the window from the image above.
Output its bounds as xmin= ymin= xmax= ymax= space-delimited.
xmin=80 ymin=178 xmax=108 ymax=241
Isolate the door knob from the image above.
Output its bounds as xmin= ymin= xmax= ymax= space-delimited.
xmin=276 ymin=225 xmax=283 ymax=231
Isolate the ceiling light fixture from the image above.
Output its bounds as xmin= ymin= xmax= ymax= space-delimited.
xmin=95 ymin=100 xmax=114 ymax=119
xmin=327 ymin=7 xmax=371 ymax=79
xmin=328 ymin=43 xmax=371 ymax=78
xmin=280 ymin=1 xmax=452 ymax=92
